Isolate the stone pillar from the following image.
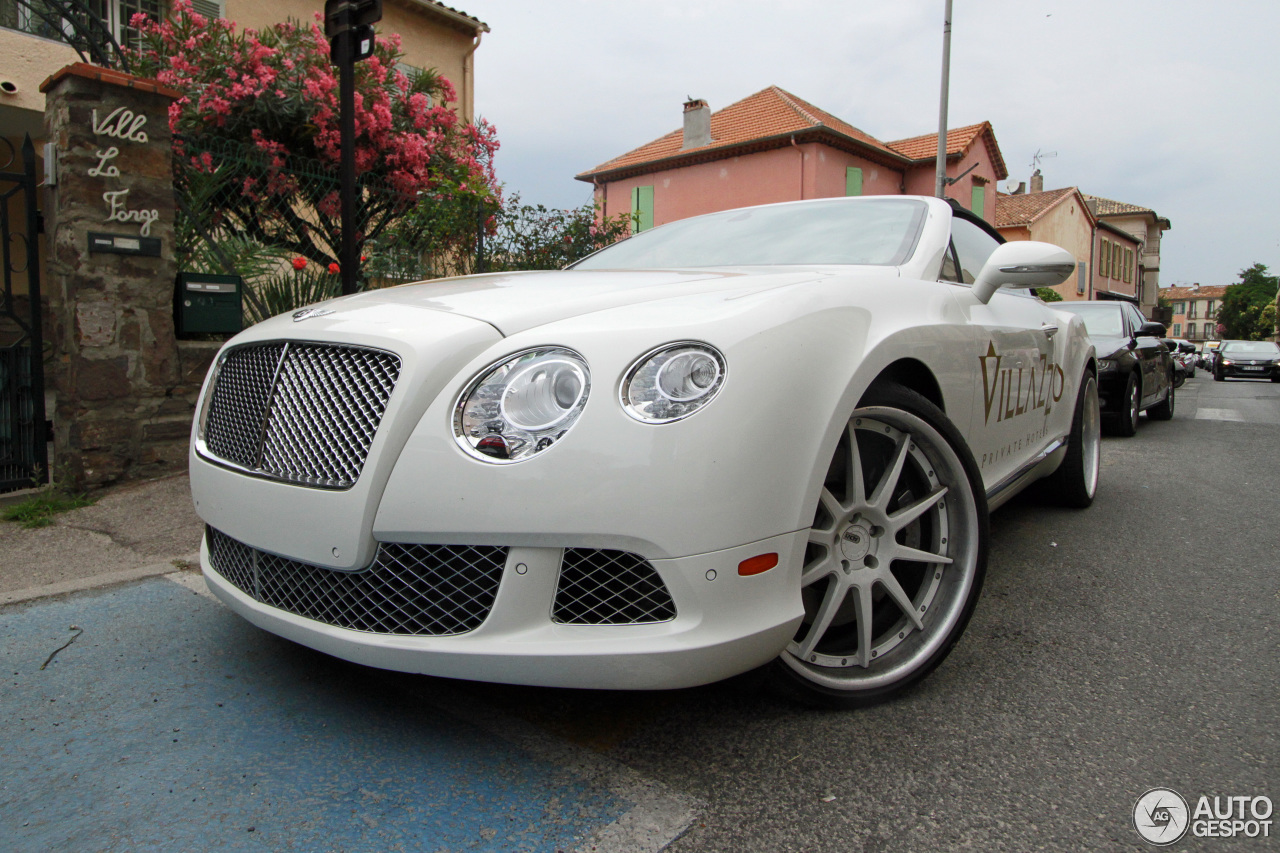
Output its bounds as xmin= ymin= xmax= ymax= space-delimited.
xmin=40 ymin=63 xmax=215 ymax=488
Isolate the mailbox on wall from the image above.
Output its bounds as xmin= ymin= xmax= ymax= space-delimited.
xmin=175 ymin=272 xmax=243 ymax=337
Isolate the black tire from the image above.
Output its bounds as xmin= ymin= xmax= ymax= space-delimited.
xmin=1271 ymin=376 xmax=1279 ymax=383
xmin=1109 ymin=372 xmax=1141 ymax=437
xmin=1148 ymin=375 xmax=1175 ymax=421
xmin=766 ymin=383 xmax=989 ymax=709
xmin=1213 ymin=370 xmax=1224 ymax=382
xmin=1043 ymin=372 xmax=1100 ymax=508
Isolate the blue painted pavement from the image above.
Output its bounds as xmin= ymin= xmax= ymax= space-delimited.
xmin=0 ymin=579 xmax=628 ymax=852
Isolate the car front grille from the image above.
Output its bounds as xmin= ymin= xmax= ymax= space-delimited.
xmin=205 ymin=527 xmax=506 ymax=636
xmin=201 ymin=342 xmax=401 ymax=489
xmin=552 ymin=548 xmax=676 ymax=625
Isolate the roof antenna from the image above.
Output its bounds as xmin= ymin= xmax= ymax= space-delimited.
xmin=1030 ymin=149 xmax=1058 ymax=170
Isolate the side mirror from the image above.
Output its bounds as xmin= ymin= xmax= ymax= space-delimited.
xmin=971 ymin=241 xmax=1076 ymax=304
xmin=1136 ymin=321 xmax=1167 ymax=338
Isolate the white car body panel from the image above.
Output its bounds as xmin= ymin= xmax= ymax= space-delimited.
xmin=188 ymin=195 xmax=1094 ymax=690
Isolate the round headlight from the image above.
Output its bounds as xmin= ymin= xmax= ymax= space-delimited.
xmin=621 ymin=342 xmax=726 ymax=423
xmin=454 ymin=347 xmax=590 ymax=463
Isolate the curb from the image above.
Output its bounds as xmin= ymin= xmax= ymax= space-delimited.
xmin=0 ymin=552 xmax=202 ymax=606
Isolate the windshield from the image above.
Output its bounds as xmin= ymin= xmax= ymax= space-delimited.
xmin=573 ymin=199 xmax=928 ymax=270
xmin=1055 ymin=303 xmax=1124 ymax=337
xmin=1220 ymin=341 xmax=1280 ymax=355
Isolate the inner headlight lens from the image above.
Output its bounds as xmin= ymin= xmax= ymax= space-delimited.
xmin=454 ymin=348 xmax=590 ymax=463
xmin=622 ymin=342 xmax=726 ymax=423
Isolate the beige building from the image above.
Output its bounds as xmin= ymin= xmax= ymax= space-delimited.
xmin=0 ymin=0 xmax=487 ymax=153
xmin=1161 ymin=284 xmax=1227 ymax=346
xmin=1083 ymin=194 xmax=1172 ymax=319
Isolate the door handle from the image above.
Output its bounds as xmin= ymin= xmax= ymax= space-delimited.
xmin=1040 ymin=324 xmax=1058 ymax=338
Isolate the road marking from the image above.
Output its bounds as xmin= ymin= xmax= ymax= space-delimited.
xmin=1195 ymin=408 xmax=1245 ymax=421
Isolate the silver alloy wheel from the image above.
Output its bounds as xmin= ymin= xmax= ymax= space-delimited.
xmin=1128 ymin=378 xmax=1141 ymax=431
xmin=782 ymin=406 xmax=982 ymax=693
xmin=1081 ymin=375 xmax=1101 ymax=498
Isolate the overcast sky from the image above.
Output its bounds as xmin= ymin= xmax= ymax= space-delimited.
xmin=459 ymin=0 xmax=1278 ymax=288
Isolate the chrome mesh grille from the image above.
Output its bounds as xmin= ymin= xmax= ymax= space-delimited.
xmin=552 ymin=548 xmax=676 ymax=625
xmin=201 ymin=342 xmax=401 ymax=488
xmin=206 ymin=527 xmax=506 ymax=636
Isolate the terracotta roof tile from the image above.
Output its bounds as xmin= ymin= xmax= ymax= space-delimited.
xmin=887 ymin=123 xmax=984 ymax=160
xmin=993 ymin=187 xmax=1078 ymax=228
xmin=887 ymin=121 xmax=1008 ymax=180
xmin=1083 ymin=194 xmax=1152 ymax=217
xmin=577 ymin=86 xmax=902 ymax=179
xmin=409 ymin=0 xmax=489 ymax=33
xmin=1161 ymin=285 xmax=1229 ymax=301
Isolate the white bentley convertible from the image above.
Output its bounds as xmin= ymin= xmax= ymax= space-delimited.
xmin=190 ymin=195 xmax=1099 ymax=707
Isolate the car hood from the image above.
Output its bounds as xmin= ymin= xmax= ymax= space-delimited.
xmin=297 ymin=266 xmax=892 ymax=337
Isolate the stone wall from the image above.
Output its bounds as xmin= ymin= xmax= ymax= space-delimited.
xmin=41 ymin=64 xmax=218 ymax=488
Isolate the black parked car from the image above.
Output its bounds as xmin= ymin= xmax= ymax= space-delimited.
xmin=1055 ymin=301 xmax=1175 ymax=435
xmin=1213 ymin=339 xmax=1280 ymax=382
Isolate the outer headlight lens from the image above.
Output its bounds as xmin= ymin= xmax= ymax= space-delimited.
xmin=1097 ymin=358 xmax=1117 ymax=372
xmin=621 ymin=342 xmax=726 ymax=423
xmin=454 ymin=347 xmax=590 ymax=463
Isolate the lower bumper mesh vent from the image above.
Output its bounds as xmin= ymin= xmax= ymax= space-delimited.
xmin=206 ymin=527 xmax=506 ymax=636
xmin=552 ymin=548 xmax=676 ymax=625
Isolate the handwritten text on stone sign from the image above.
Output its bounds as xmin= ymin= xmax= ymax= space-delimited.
xmin=90 ymin=108 xmax=159 ymax=237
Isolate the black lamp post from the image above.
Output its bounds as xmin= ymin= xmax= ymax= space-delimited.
xmin=324 ymin=0 xmax=382 ymax=296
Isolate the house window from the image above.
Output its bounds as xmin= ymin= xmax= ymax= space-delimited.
xmin=1172 ymin=324 xmax=1181 ymax=337
xmin=1174 ymin=301 xmax=1185 ymax=315
xmin=1098 ymin=240 xmax=1110 ymax=279
xmin=845 ymin=167 xmax=863 ymax=197
xmin=1186 ymin=323 xmax=1197 ymax=339
xmin=630 ymin=185 xmax=654 ymax=233
xmin=1207 ymin=299 xmax=1216 ymax=318
xmin=1123 ymin=248 xmax=1133 ymax=283
xmin=1 ymin=0 xmax=164 ymax=51
xmin=971 ymin=185 xmax=985 ymax=219
xmin=1076 ymin=261 xmax=1085 ymax=294
xmin=1204 ymin=326 xmax=1215 ymax=340
xmin=1188 ymin=302 xmax=1197 ymax=319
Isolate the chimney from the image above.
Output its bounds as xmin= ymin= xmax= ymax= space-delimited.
xmin=1030 ymin=169 xmax=1044 ymax=194
xmin=682 ymin=98 xmax=711 ymax=150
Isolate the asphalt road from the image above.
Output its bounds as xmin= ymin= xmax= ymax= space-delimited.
xmin=449 ymin=371 xmax=1279 ymax=851
xmin=4 ymin=371 xmax=1276 ymax=851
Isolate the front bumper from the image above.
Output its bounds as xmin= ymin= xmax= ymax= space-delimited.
xmin=1218 ymin=363 xmax=1279 ymax=379
xmin=200 ymin=529 xmax=805 ymax=690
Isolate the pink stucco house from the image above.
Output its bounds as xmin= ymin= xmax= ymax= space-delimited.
xmin=576 ymin=86 xmax=1008 ymax=229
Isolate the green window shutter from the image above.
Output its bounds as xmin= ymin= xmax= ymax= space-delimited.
xmin=631 ymin=185 xmax=654 ymax=233
xmin=971 ymin=185 xmax=985 ymax=219
xmin=845 ymin=167 xmax=863 ymax=196
xmin=1098 ymin=240 xmax=1109 ymax=278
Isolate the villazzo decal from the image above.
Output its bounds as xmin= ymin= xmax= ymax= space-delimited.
xmin=979 ymin=341 xmax=1064 ymax=424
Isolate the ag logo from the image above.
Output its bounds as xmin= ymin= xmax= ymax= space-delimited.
xmin=1133 ymin=788 xmax=1189 ymax=845
xmin=292 ymin=307 xmax=335 ymax=322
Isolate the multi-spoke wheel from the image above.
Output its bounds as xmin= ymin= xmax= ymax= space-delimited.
xmin=769 ymin=384 xmax=987 ymax=708
xmin=1042 ymin=372 xmax=1100 ymax=507
xmin=1110 ymin=372 xmax=1141 ymax=436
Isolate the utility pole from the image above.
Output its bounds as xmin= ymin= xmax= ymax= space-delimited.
xmin=325 ymin=0 xmax=382 ymax=296
xmin=934 ymin=0 xmax=953 ymax=199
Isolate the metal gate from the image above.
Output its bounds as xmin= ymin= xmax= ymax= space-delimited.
xmin=0 ymin=135 xmax=48 ymax=492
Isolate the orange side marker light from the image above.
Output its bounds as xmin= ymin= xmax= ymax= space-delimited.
xmin=738 ymin=553 xmax=778 ymax=576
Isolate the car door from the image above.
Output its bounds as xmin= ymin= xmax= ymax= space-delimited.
xmin=1124 ymin=303 xmax=1167 ymax=406
xmin=943 ymin=216 xmax=1072 ymax=492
